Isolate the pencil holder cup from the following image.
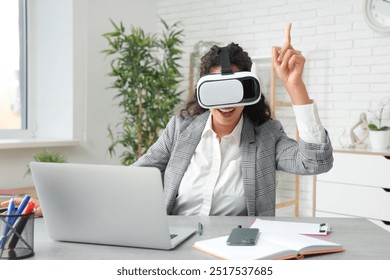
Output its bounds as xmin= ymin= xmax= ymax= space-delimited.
xmin=0 ymin=208 xmax=35 ymax=260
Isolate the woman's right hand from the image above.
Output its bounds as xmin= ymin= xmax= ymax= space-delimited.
xmin=1 ymin=197 xmax=43 ymax=217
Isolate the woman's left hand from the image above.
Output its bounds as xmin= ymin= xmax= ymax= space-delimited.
xmin=1 ymin=197 xmax=43 ymax=217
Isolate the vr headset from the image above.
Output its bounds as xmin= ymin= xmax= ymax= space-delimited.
xmin=196 ymin=46 xmax=261 ymax=109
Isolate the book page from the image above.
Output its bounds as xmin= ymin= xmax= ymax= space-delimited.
xmin=193 ymin=235 xmax=298 ymax=260
xmin=260 ymin=232 xmax=343 ymax=255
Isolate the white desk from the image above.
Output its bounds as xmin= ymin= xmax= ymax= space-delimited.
xmin=30 ymin=216 xmax=390 ymax=260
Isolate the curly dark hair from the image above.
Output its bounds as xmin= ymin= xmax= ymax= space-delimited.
xmin=180 ymin=42 xmax=271 ymax=126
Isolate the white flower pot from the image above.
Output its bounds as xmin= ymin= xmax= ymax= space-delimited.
xmin=369 ymin=130 xmax=390 ymax=150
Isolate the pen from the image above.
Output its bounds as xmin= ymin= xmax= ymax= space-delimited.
xmin=8 ymin=201 xmax=35 ymax=250
xmin=13 ymin=195 xmax=31 ymax=217
xmin=7 ymin=194 xmax=31 ymax=230
xmin=0 ymin=198 xmax=16 ymax=249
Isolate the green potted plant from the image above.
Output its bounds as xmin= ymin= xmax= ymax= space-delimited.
xmin=102 ymin=19 xmax=184 ymax=165
xmin=25 ymin=149 xmax=67 ymax=177
xmin=368 ymin=97 xmax=390 ymax=150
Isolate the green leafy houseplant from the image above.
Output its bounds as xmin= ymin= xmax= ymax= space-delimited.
xmin=102 ymin=19 xmax=184 ymax=165
xmin=25 ymin=149 xmax=67 ymax=177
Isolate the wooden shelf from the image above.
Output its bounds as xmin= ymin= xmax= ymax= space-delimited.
xmin=274 ymin=101 xmax=292 ymax=107
xmin=333 ymin=147 xmax=390 ymax=157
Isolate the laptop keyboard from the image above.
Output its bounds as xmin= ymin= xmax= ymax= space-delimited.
xmin=170 ymin=234 xmax=178 ymax=239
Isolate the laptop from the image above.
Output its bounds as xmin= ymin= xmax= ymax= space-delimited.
xmin=30 ymin=162 xmax=196 ymax=250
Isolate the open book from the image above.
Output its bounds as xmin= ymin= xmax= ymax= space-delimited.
xmin=193 ymin=231 xmax=343 ymax=260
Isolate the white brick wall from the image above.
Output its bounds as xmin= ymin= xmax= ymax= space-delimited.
xmin=157 ymin=0 xmax=390 ymax=216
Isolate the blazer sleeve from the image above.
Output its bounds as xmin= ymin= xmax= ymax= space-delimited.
xmin=133 ymin=115 xmax=180 ymax=173
xmin=272 ymin=120 xmax=333 ymax=175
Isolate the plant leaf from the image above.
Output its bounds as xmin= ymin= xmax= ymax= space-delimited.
xmin=102 ymin=18 xmax=184 ymax=165
xmin=368 ymin=124 xmax=379 ymax=131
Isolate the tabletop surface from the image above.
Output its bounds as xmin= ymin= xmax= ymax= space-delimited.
xmin=30 ymin=216 xmax=390 ymax=260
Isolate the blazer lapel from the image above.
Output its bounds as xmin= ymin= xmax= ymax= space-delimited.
xmin=241 ymin=117 xmax=257 ymax=216
xmin=164 ymin=111 xmax=209 ymax=212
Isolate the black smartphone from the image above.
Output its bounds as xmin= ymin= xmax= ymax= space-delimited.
xmin=226 ymin=228 xmax=260 ymax=246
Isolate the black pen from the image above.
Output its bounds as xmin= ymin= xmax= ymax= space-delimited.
xmin=7 ymin=201 xmax=35 ymax=249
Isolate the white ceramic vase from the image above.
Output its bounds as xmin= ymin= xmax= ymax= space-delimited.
xmin=369 ymin=130 xmax=390 ymax=150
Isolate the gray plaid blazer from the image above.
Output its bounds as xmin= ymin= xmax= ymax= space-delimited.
xmin=134 ymin=111 xmax=333 ymax=216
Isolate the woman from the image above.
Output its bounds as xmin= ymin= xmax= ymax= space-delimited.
xmin=132 ymin=23 xmax=333 ymax=216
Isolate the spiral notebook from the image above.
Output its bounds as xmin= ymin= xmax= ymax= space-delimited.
xmin=250 ymin=219 xmax=331 ymax=235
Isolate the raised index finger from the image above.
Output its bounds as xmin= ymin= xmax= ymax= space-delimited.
xmin=283 ymin=22 xmax=292 ymax=47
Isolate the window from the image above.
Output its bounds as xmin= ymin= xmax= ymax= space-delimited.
xmin=0 ymin=0 xmax=83 ymax=148
xmin=0 ymin=0 xmax=27 ymax=132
